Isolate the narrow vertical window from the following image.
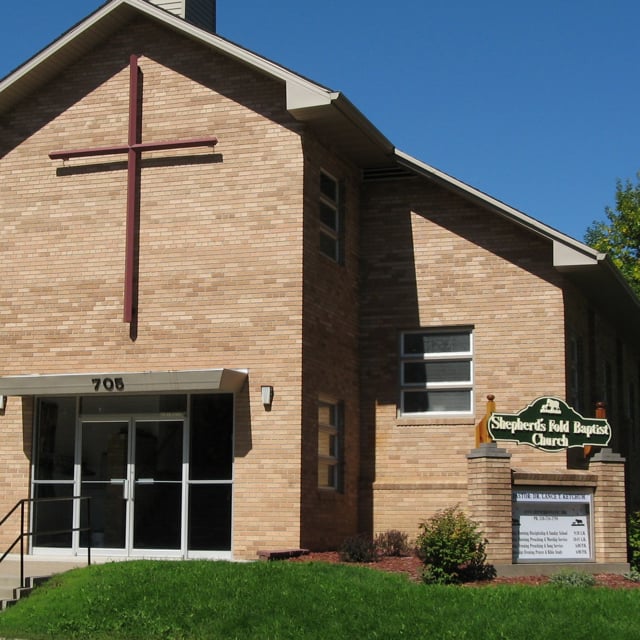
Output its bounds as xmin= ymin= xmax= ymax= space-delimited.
xmin=628 ymin=381 xmax=638 ymax=450
xmin=568 ymin=334 xmax=585 ymax=412
xmin=319 ymin=171 xmax=343 ymax=263
xmin=400 ymin=328 xmax=473 ymax=415
xmin=318 ymin=398 xmax=343 ymax=489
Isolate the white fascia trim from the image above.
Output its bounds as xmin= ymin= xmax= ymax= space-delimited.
xmin=394 ymin=149 xmax=603 ymax=268
xmin=0 ymin=1 xmax=117 ymax=93
xmin=0 ymin=0 xmax=333 ymax=111
xmin=286 ymin=82 xmax=333 ymax=110
xmin=553 ymin=242 xmax=604 ymax=268
xmin=138 ymin=1 xmax=334 ymax=106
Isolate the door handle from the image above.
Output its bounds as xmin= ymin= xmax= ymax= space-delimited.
xmin=110 ymin=478 xmax=127 ymax=500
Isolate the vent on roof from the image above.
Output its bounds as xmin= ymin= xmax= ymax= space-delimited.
xmin=150 ymin=0 xmax=216 ymax=33
xmin=362 ymin=165 xmax=415 ymax=181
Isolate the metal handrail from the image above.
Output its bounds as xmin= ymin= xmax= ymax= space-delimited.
xmin=0 ymin=496 xmax=91 ymax=590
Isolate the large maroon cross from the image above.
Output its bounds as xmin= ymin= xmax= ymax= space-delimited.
xmin=50 ymin=54 xmax=218 ymax=325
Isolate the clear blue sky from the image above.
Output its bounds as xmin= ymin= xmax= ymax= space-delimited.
xmin=2 ymin=0 xmax=638 ymax=242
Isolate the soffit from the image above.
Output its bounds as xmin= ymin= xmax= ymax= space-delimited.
xmin=288 ymin=93 xmax=394 ymax=167
xmin=560 ymin=260 xmax=640 ymax=351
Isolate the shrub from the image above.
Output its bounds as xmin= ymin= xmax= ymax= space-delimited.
xmin=624 ymin=569 xmax=640 ymax=583
xmin=375 ymin=530 xmax=411 ymax=557
xmin=415 ymin=505 xmax=495 ymax=584
xmin=548 ymin=570 xmax=596 ymax=587
xmin=339 ymin=534 xmax=379 ymax=563
xmin=628 ymin=510 xmax=640 ymax=570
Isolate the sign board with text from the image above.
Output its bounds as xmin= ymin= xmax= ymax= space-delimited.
xmin=487 ymin=397 xmax=611 ymax=452
xmin=512 ymin=489 xmax=593 ymax=562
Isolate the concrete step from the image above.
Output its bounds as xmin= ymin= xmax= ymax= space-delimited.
xmin=0 ymin=587 xmax=15 ymax=602
xmin=0 ymin=556 xmax=87 ymax=612
xmin=0 ymin=576 xmax=51 ymax=611
xmin=0 ymin=576 xmax=19 ymax=603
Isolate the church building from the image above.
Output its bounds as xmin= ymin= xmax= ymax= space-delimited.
xmin=1 ymin=0 xmax=639 ymax=568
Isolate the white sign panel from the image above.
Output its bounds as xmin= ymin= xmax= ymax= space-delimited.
xmin=513 ymin=489 xmax=593 ymax=562
xmin=513 ymin=491 xmax=591 ymax=504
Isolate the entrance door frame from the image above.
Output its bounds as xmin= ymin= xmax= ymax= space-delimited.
xmin=76 ymin=415 xmax=187 ymax=558
xmin=30 ymin=393 xmax=234 ymax=560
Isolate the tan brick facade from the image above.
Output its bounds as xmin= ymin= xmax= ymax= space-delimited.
xmin=1 ymin=19 xmax=309 ymax=558
xmin=299 ymin=139 xmax=361 ymax=550
xmin=467 ymin=444 xmax=513 ymax=566
xmin=1 ymin=5 xmax=638 ymax=571
xmin=591 ymin=450 xmax=628 ymax=564
xmin=359 ymin=177 xmax=570 ymax=540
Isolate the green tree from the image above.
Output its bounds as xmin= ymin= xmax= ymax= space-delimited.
xmin=585 ymin=172 xmax=640 ymax=297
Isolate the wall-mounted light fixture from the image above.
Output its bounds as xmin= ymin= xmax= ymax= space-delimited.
xmin=0 ymin=396 xmax=5 ymax=411
xmin=261 ymin=385 xmax=274 ymax=410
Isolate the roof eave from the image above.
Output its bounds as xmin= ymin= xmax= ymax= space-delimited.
xmin=395 ymin=148 xmax=600 ymax=261
xmin=287 ymin=89 xmax=394 ymax=166
xmin=0 ymin=0 xmax=333 ymax=116
xmin=0 ymin=0 xmax=391 ymax=166
xmin=3 ymin=0 xmax=640 ymax=345
xmin=394 ymin=149 xmax=640 ymax=347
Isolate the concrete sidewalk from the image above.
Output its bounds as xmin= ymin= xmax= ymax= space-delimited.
xmin=0 ymin=555 xmax=89 ymax=581
xmin=0 ymin=555 xmax=90 ymax=601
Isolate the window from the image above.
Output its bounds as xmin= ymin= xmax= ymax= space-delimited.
xmin=319 ymin=171 xmax=343 ymax=262
xmin=627 ymin=382 xmax=638 ymax=448
xmin=568 ymin=334 xmax=585 ymax=412
xmin=318 ymin=398 xmax=343 ymax=489
xmin=400 ymin=329 xmax=473 ymax=415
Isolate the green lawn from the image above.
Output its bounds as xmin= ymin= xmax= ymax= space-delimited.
xmin=0 ymin=560 xmax=638 ymax=639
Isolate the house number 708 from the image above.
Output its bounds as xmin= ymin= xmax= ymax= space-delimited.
xmin=92 ymin=377 xmax=125 ymax=392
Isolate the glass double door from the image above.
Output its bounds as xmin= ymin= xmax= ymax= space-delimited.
xmin=80 ymin=419 xmax=184 ymax=553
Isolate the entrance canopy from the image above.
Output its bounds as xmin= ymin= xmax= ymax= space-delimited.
xmin=0 ymin=368 xmax=247 ymax=396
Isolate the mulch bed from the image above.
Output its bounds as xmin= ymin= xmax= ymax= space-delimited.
xmin=287 ymin=551 xmax=640 ymax=588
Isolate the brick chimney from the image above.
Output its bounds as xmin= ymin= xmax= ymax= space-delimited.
xmin=149 ymin=0 xmax=216 ymax=33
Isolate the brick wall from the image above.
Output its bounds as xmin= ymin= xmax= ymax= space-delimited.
xmin=591 ymin=450 xmax=628 ymax=564
xmin=0 ymin=18 xmax=307 ymax=559
xmin=0 ymin=399 xmax=33 ymax=550
xmin=359 ymin=176 xmax=568 ymax=539
xmin=298 ymin=136 xmax=361 ymax=549
xmin=3 ymin=11 xmax=638 ymax=561
xmin=467 ymin=444 xmax=513 ymax=565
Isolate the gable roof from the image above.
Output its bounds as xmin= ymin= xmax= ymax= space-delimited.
xmin=0 ymin=0 xmax=393 ymax=168
xmin=395 ymin=151 xmax=640 ymax=346
xmin=2 ymin=0 xmax=639 ymax=344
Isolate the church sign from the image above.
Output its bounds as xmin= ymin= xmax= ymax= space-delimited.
xmin=487 ymin=397 xmax=611 ymax=452
xmin=513 ymin=489 xmax=593 ymax=562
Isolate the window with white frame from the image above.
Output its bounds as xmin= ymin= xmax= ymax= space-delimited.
xmin=319 ymin=171 xmax=343 ymax=263
xmin=318 ymin=398 xmax=343 ymax=489
xmin=400 ymin=329 xmax=473 ymax=415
